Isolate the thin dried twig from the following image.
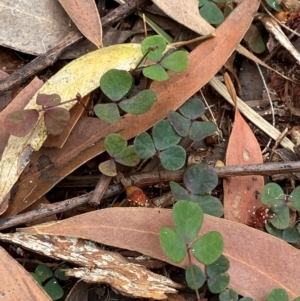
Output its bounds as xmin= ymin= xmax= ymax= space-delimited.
xmin=1 ymin=161 xmax=300 ymax=230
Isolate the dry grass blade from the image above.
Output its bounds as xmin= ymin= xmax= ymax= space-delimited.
xmin=209 ymin=77 xmax=295 ymax=150
xmin=223 ymin=72 xmax=237 ymax=107
xmin=258 ymin=14 xmax=300 ymax=64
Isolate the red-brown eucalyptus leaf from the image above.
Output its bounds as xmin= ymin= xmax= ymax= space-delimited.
xmin=20 ymin=207 xmax=300 ymax=300
xmin=44 ymin=107 xmax=71 ymax=136
xmin=4 ymin=109 xmax=39 ymax=137
xmin=3 ymin=0 xmax=260 ymax=217
xmin=0 ymin=246 xmax=51 ymax=300
xmin=223 ymin=105 xmax=264 ymax=225
xmin=58 ymin=0 xmax=102 ymax=48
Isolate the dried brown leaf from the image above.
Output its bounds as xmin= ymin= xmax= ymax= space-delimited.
xmin=58 ymin=0 xmax=102 ymax=48
xmin=151 ymin=0 xmax=214 ymax=35
xmin=3 ymin=0 xmax=260 ymax=217
xmin=223 ymin=74 xmax=264 ymax=225
xmin=19 ymin=207 xmax=300 ymax=300
xmin=0 ymin=246 xmax=51 ymax=300
xmin=0 ymin=0 xmax=79 ymax=55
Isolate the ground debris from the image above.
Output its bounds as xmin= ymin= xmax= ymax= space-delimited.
xmin=0 ymin=232 xmax=182 ymax=300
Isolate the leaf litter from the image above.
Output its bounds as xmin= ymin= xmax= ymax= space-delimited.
xmin=1 ymin=0 xmax=300 ymax=300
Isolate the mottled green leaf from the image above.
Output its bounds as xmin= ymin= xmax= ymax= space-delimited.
xmin=100 ymin=69 xmax=133 ymax=101
xmin=94 ymin=103 xmax=120 ymax=124
xmin=119 ymin=90 xmax=157 ymax=114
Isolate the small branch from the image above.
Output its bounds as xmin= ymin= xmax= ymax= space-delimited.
xmin=2 ymin=161 xmax=300 ymax=230
xmin=0 ymin=31 xmax=83 ymax=94
xmin=0 ymin=184 xmax=124 ymax=231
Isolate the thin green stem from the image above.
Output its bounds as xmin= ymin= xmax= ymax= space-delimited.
xmin=187 ymin=245 xmax=201 ymax=301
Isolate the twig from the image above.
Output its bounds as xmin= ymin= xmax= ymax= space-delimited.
xmin=2 ymin=161 xmax=300 ymax=230
xmin=256 ymin=61 xmax=275 ymax=154
xmin=0 ymin=31 xmax=83 ymax=94
xmin=89 ymin=174 xmax=112 ymax=205
xmin=269 ymin=127 xmax=289 ymax=161
xmin=261 ymin=2 xmax=300 ymax=38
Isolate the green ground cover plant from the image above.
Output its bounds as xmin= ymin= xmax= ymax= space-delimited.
xmin=198 ymin=0 xmax=231 ymax=25
xmin=3 ymin=35 xmax=188 ymax=136
xmin=30 ymin=263 xmax=70 ymax=300
xmin=4 ymin=25 xmax=300 ymax=300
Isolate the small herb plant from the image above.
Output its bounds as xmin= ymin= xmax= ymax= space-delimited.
xmin=170 ymin=163 xmax=223 ymax=217
xmin=167 ymin=97 xmax=217 ymax=141
xmin=198 ymin=0 xmax=231 ymax=25
xmin=133 ymin=97 xmax=217 ymax=172
xmin=4 ymin=93 xmax=79 ymax=137
xmin=265 ymin=0 xmax=282 ymax=12
xmin=260 ymin=183 xmax=300 ymax=228
xmin=266 ymin=288 xmax=300 ymax=301
xmin=134 ymin=119 xmax=186 ymax=171
xmin=159 ymin=200 xmax=228 ymax=299
xmin=94 ymin=69 xmax=157 ymax=124
xmin=99 ymin=133 xmax=140 ymax=176
xmin=4 ymin=35 xmax=188 ymax=136
xmin=30 ymin=263 xmax=70 ymax=300
xmin=243 ymin=24 xmax=266 ymax=54
xmin=140 ymin=35 xmax=188 ymax=81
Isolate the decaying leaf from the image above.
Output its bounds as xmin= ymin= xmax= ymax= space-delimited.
xmin=0 ymin=44 xmax=143 ymax=215
xmin=223 ymin=73 xmax=264 ymax=225
xmin=0 ymin=233 xmax=182 ymax=300
xmin=19 ymin=207 xmax=300 ymax=300
xmin=151 ymin=0 xmax=214 ymax=36
xmin=0 ymin=0 xmax=80 ymax=55
xmin=0 ymin=246 xmax=51 ymax=300
xmin=58 ymin=0 xmax=102 ymax=48
xmin=3 ymin=0 xmax=260 ymax=217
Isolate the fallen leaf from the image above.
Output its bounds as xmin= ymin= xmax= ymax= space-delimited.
xmin=19 ymin=207 xmax=300 ymax=300
xmin=3 ymin=0 xmax=260 ymax=217
xmin=0 ymin=246 xmax=51 ymax=300
xmin=0 ymin=70 xmax=11 ymax=112
xmin=151 ymin=0 xmax=214 ymax=35
xmin=0 ymin=0 xmax=80 ymax=55
xmin=58 ymin=0 xmax=102 ymax=48
xmin=65 ymin=281 xmax=88 ymax=301
xmin=0 ymin=233 xmax=182 ymax=300
xmin=0 ymin=44 xmax=143 ymax=214
xmin=223 ymin=73 xmax=264 ymax=225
